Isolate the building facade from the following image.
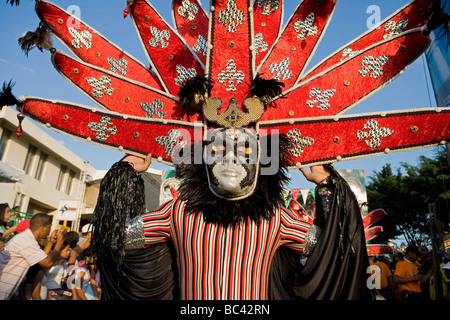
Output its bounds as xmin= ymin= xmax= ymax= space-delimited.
xmin=1 ymin=106 xmax=163 ymax=233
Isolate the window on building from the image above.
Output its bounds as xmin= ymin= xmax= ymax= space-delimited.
xmin=34 ymin=151 xmax=47 ymax=181
xmin=56 ymin=164 xmax=67 ymax=191
xmin=23 ymin=145 xmax=37 ymax=175
xmin=26 ymin=200 xmax=50 ymax=216
xmin=65 ymin=169 xmax=75 ymax=195
xmin=0 ymin=129 xmax=12 ymax=161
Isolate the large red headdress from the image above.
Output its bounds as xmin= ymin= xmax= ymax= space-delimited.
xmin=9 ymin=0 xmax=450 ymax=168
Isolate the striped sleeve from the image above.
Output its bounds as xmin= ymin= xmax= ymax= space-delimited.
xmin=279 ymin=207 xmax=311 ymax=253
xmin=142 ymin=199 xmax=174 ymax=246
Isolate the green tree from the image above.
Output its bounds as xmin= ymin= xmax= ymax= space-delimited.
xmin=366 ymin=147 xmax=450 ymax=245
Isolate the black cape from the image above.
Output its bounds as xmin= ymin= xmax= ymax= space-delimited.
xmin=268 ymin=173 xmax=374 ymax=300
xmin=97 ymin=244 xmax=179 ymax=300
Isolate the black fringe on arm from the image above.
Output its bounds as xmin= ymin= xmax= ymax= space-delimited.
xmin=89 ymin=161 xmax=146 ymax=277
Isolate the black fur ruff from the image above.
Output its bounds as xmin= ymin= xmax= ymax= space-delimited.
xmin=250 ymin=73 xmax=285 ymax=106
xmin=0 ymin=80 xmax=21 ymax=109
xmin=177 ymin=75 xmax=212 ymax=109
xmin=175 ymin=134 xmax=292 ymax=228
xmin=18 ymin=22 xmax=54 ymax=56
xmin=6 ymin=0 xmax=20 ymax=6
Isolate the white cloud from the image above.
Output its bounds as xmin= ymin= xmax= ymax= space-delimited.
xmin=22 ymin=67 xmax=35 ymax=74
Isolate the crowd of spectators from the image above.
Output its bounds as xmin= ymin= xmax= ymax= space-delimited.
xmin=0 ymin=202 xmax=99 ymax=300
xmin=1 ymin=202 xmax=450 ymax=300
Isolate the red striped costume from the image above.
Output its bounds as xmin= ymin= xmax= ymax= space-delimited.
xmin=142 ymin=198 xmax=311 ymax=300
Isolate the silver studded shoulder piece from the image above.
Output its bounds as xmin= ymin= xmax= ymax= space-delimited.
xmin=302 ymin=178 xmax=333 ymax=259
xmin=124 ymin=215 xmax=145 ymax=250
xmin=303 ymin=224 xmax=321 ymax=258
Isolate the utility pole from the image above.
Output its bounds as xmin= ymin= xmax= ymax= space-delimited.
xmin=429 ymin=203 xmax=445 ymax=300
xmin=446 ymin=143 xmax=450 ymax=168
xmin=74 ymin=161 xmax=89 ymax=232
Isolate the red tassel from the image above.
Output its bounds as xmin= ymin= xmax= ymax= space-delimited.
xmin=16 ymin=111 xmax=25 ymax=139
xmin=123 ymin=7 xmax=130 ymax=18
xmin=16 ymin=124 xmax=23 ymax=139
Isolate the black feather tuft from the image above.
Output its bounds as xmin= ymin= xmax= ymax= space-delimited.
xmin=0 ymin=80 xmax=20 ymax=109
xmin=6 ymin=0 xmax=20 ymax=6
xmin=89 ymin=161 xmax=146 ymax=279
xmin=250 ymin=73 xmax=285 ymax=106
xmin=177 ymin=75 xmax=212 ymax=110
xmin=174 ymin=134 xmax=292 ymax=228
xmin=423 ymin=0 xmax=450 ymax=44
xmin=18 ymin=22 xmax=54 ymax=56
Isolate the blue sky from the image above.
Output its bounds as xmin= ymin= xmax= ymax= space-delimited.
xmin=0 ymin=0 xmax=442 ymax=189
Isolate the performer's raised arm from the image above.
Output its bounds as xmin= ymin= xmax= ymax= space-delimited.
xmin=89 ymin=154 xmax=178 ymax=300
xmin=291 ymin=164 xmax=373 ymax=299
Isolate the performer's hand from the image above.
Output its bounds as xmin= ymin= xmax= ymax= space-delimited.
xmin=123 ymin=153 xmax=152 ymax=173
xmin=299 ymin=165 xmax=330 ymax=185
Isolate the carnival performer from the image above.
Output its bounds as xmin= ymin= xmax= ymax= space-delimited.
xmin=6 ymin=0 xmax=449 ymax=301
xmin=90 ymin=128 xmax=372 ymax=300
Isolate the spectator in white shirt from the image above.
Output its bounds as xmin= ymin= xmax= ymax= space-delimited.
xmin=0 ymin=213 xmax=66 ymax=300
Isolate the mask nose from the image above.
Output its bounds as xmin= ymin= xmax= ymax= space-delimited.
xmin=223 ymin=148 xmax=237 ymax=164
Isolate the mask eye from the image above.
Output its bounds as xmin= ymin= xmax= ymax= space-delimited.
xmin=236 ymin=146 xmax=253 ymax=154
xmin=212 ymin=144 xmax=226 ymax=152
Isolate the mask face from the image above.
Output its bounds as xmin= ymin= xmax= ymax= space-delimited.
xmin=203 ymin=128 xmax=260 ymax=200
